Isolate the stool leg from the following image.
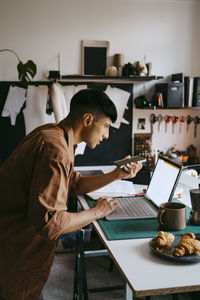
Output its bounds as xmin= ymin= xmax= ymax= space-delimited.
xmin=79 ymin=230 xmax=89 ymax=300
xmin=73 ymin=231 xmax=80 ymax=300
xmin=73 ymin=230 xmax=89 ymax=300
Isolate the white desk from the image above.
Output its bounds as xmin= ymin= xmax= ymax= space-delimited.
xmin=78 ymin=188 xmax=200 ymax=298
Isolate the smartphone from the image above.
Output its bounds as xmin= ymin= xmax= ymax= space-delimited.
xmin=114 ymin=155 xmax=146 ymax=168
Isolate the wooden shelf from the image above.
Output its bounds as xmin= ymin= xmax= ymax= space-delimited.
xmin=134 ymin=106 xmax=200 ymax=110
xmin=0 ymin=75 xmax=163 ymax=87
xmin=61 ymin=75 xmax=162 ymax=83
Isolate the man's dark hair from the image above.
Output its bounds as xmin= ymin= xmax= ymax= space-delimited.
xmin=69 ymin=89 xmax=117 ymax=123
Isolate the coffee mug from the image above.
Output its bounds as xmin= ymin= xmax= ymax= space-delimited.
xmin=158 ymin=202 xmax=186 ymax=230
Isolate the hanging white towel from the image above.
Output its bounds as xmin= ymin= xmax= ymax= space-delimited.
xmin=51 ymin=82 xmax=68 ymax=123
xmin=62 ymin=85 xmax=88 ymax=156
xmin=23 ymin=85 xmax=56 ymax=135
xmin=74 ymin=85 xmax=88 ymax=94
xmin=73 ymin=85 xmax=88 ymax=155
xmin=62 ymin=85 xmax=76 ymax=116
xmin=105 ymin=85 xmax=131 ymax=129
xmin=62 ymin=84 xmax=88 ymax=116
xmin=1 ymin=86 xmax=26 ymax=125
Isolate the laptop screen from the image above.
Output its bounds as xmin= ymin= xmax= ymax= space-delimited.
xmin=145 ymin=156 xmax=182 ymax=207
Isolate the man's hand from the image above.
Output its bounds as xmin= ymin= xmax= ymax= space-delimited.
xmin=92 ymin=197 xmax=118 ymax=219
xmin=115 ymin=155 xmax=143 ymax=180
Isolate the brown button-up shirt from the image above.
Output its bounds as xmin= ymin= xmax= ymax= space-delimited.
xmin=0 ymin=119 xmax=80 ymax=300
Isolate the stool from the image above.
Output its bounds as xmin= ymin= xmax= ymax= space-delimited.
xmin=73 ymin=229 xmax=124 ymax=300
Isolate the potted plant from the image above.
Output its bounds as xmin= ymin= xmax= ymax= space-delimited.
xmin=0 ymin=48 xmax=37 ymax=85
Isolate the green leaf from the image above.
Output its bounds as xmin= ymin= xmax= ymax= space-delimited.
xmin=17 ymin=60 xmax=37 ymax=85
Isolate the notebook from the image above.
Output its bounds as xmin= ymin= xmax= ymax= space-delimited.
xmin=105 ymin=155 xmax=182 ymax=220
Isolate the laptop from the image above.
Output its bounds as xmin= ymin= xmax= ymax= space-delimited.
xmin=105 ymin=155 xmax=182 ymax=220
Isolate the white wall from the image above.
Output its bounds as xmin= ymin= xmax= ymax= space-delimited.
xmin=0 ymin=0 xmax=200 ymax=158
xmin=0 ymin=0 xmax=200 ymax=80
xmin=132 ymin=77 xmax=200 ymax=157
xmin=133 ymin=107 xmax=200 ymax=157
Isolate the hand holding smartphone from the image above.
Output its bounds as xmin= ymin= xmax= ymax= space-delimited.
xmin=114 ymin=155 xmax=146 ymax=168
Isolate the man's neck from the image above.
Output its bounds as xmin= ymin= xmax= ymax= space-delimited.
xmin=64 ymin=116 xmax=82 ymax=145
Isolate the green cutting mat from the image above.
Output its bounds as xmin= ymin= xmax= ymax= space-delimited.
xmin=87 ymin=199 xmax=200 ymax=240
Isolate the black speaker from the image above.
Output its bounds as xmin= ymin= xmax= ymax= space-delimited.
xmin=192 ymin=77 xmax=200 ymax=107
xmin=155 ymin=82 xmax=183 ymax=108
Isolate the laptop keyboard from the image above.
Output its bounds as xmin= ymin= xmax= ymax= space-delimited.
xmin=118 ymin=197 xmax=156 ymax=217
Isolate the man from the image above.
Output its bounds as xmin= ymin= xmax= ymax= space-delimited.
xmin=0 ymin=88 xmax=142 ymax=300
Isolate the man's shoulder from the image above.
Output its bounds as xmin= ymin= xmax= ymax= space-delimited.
xmin=39 ymin=123 xmax=63 ymax=140
xmin=37 ymin=125 xmax=70 ymax=162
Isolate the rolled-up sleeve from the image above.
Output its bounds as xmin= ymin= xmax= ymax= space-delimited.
xmin=28 ymin=152 xmax=73 ymax=241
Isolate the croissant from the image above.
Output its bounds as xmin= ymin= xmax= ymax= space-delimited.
xmin=173 ymin=233 xmax=200 ymax=257
xmin=181 ymin=232 xmax=196 ymax=240
xmin=150 ymin=231 xmax=175 ymax=249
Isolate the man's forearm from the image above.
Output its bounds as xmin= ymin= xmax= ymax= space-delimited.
xmin=61 ymin=208 xmax=99 ymax=234
xmin=75 ymin=169 xmax=121 ymax=195
xmin=61 ymin=196 xmax=118 ymax=234
xmin=75 ymin=161 xmax=142 ymax=195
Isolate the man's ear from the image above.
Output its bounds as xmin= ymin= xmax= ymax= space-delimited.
xmin=82 ymin=113 xmax=94 ymax=127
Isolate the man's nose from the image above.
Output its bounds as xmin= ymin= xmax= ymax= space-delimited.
xmin=103 ymin=130 xmax=109 ymax=140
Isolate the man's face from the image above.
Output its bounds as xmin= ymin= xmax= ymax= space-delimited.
xmin=82 ymin=115 xmax=112 ymax=149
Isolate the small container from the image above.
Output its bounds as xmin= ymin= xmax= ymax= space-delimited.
xmin=190 ymin=189 xmax=200 ymax=211
xmin=190 ymin=210 xmax=200 ymax=225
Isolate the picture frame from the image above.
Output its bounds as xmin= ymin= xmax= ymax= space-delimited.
xmin=137 ymin=118 xmax=146 ymax=130
xmin=81 ymin=40 xmax=110 ymax=76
